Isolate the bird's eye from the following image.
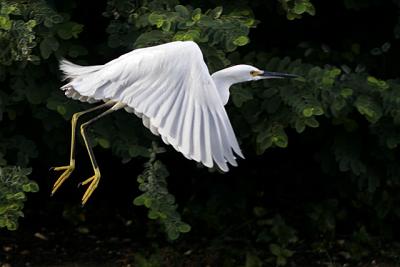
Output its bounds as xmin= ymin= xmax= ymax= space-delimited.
xmin=250 ymin=71 xmax=258 ymax=76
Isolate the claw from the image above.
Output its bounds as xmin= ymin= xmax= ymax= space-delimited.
xmin=51 ymin=164 xmax=75 ymax=195
xmin=80 ymin=168 xmax=101 ymax=206
xmin=77 ymin=176 xmax=93 ymax=188
xmin=52 ymin=166 xmax=70 ymax=171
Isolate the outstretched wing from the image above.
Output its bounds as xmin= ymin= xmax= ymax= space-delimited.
xmin=60 ymin=41 xmax=243 ymax=171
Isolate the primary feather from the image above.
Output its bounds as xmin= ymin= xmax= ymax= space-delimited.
xmin=60 ymin=41 xmax=243 ymax=171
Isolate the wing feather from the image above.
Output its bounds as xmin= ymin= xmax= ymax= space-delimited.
xmin=207 ymin=107 xmax=229 ymax=171
xmin=199 ymin=106 xmax=208 ymax=166
xmin=216 ymin=110 xmax=244 ymax=159
xmin=60 ymin=41 xmax=243 ymax=171
xmin=161 ymin=81 xmax=186 ymax=141
xmin=201 ymin=106 xmax=213 ymax=168
xmin=215 ymin=112 xmax=238 ymax=166
xmin=191 ymin=102 xmax=202 ymax=162
xmin=180 ymin=97 xmax=195 ymax=158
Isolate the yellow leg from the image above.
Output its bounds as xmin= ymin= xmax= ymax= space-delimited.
xmin=79 ymin=103 xmax=124 ymax=205
xmin=51 ymin=101 xmax=115 ymax=195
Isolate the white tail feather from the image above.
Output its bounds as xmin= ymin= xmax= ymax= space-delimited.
xmin=59 ymin=59 xmax=103 ymax=81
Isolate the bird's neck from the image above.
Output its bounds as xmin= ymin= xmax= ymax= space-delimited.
xmin=211 ymin=68 xmax=242 ymax=105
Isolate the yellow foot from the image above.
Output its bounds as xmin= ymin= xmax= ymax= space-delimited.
xmin=51 ymin=163 xmax=75 ymax=195
xmin=80 ymin=168 xmax=101 ymax=206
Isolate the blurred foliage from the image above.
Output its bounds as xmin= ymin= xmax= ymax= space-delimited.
xmin=2 ymin=0 xmax=400 ymax=265
xmin=278 ymin=0 xmax=315 ymax=20
xmin=133 ymin=143 xmax=191 ymax=240
xmin=104 ymin=0 xmax=257 ymax=71
xmin=254 ymin=213 xmax=298 ymax=266
xmin=0 ymin=167 xmax=38 ymax=230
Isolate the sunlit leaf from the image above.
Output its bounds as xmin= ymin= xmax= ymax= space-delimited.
xmin=233 ymin=36 xmax=249 ymax=46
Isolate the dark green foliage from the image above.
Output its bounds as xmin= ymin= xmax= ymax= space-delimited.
xmin=0 ymin=166 xmax=38 ymax=230
xmin=234 ymin=54 xmax=400 ymax=157
xmin=278 ymin=0 xmax=315 ymax=20
xmin=0 ymin=0 xmax=87 ymax=229
xmin=104 ymin=0 xmax=256 ymax=71
xmin=133 ymin=143 xmax=191 ymax=240
xmin=0 ymin=0 xmax=84 ymax=65
xmin=254 ymin=214 xmax=298 ymax=266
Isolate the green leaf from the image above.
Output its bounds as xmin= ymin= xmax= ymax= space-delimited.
xmin=302 ymin=106 xmax=323 ymax=117
xmin=305 ymin=117 xmax=319 ymax=128
xmin=144 ymin=198 xmax=152 ymax=208
xmin=148 ymin=13 xmax=165 ymax=28
xmin=305 ymin=4 xmax=316 ymax=15
xmin=167 ymin=229 xmax=179 ymax=240
xmin=71 ymin=23 xmax=84 ymax=38
xmin=367 ymin=76 xmax=389 ymax=90
xmin=161 ymin=20 xmax=171 ymax=31
xmin=178 ymin=224 xmax=191 ymax=233
xmin=173 ymin=30 xmax=201 ymax=41
xmin=22 ymin=184 xmax=31 ymax=192
xmin=302 ymin=107 xmax=314 ymax=117
xmin=270 ymin=243 xmax=281 ymax=256
xmin=258 ymin=137 xmax=273 ymax=154
xmin=56 ymin=22 xmax=83 ymax=39
xmin=386 ymin=137 xmax=398 ymax=149
xmin=233 ymin=36 xmax=249 ymax=46
xmin=340 ymin=88 xmax=353 ymax=98
xmin=134 ymin=30 xmax=173 ymax=48
xmin=50 ymin=14 xmax=63 ymax=24
xmin=0 ymin=218 xmax=6 ymax=227
xmin=332 ymin=98 xmax=346 ymax=112
xmin=25 ymin=19 xmax=36 ymax=30
xmin=192 ymin=8 xmax=202 ymax=21
xmin=0 ymin=15 xmax=12 ymax=30
xmin=287 ymin=13 xmax=299 ymax=20
xmin=1 ymin=4 xmax=19 ymax=15
xmin=23 ymin=182 xmax=39 ymax=193
xmin=175 ymin=5 xmax=189 ymax=18
xmin=271 ymin=127 xmax=288 ymax=148
xmin=56 ymin=105 xmax=66 ymax=116
xmin=293 ymin=3 xmax=307 ymax=14
xmin=133 ymin=195 xmax=146 ymax=206
xmin=295 ymin=120 xmax=306 ymax=133
xmin=232 ymin=87 xmax=253 ymax=107
xmin=314 ymin=106 xmax=324 ymax=115
xmin=245 ymin=252 xmax=262 ymax=267
xmin=148 ymin=210 xmax=159 ymax=219
xmin=354 ymin=95 xmax=382 ymax=123
xmin=40 ymin=37 xmax=59 ymax=59
xmin=129 ymin=145 xmax=150 ymax=158
xmin=381 ymin=42 xmax=391 ymax=52
xmin=209 ymin=6 xmax=223 ymax=19
xmin=370 ymin=47 xmax=381 ymax=56
xmin=6 ymin=220 xmax=17 ymax=231
xmin=13 ymin=192 xmax=25 ymax=200
xmin=97 ymin=138 xmax=110 ymax=149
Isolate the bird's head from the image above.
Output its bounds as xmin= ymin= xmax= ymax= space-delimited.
xmin=227 ymin=65 xmax=299 ymax=82
xmin=211 ymin=64 xmax=300 ymax=104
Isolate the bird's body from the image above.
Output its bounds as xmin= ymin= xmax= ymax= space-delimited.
xmin=53 ymin=41 xmax=297 ymax=204
xmin=61 ymin=41 xmax=243 ymax=171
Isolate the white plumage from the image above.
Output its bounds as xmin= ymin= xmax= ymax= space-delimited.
xmin=59 ymin=41 xmax=298 ymax=172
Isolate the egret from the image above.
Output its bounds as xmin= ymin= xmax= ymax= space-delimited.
xmin=51 ymin=41 xmax=298 ymax=205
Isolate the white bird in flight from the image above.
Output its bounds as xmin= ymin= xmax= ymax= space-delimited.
xmin=51 ymin=41 xmax=298 ymax=204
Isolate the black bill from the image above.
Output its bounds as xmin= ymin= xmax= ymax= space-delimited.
xmin=262 ymin=71 xmax=299 ymax=79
